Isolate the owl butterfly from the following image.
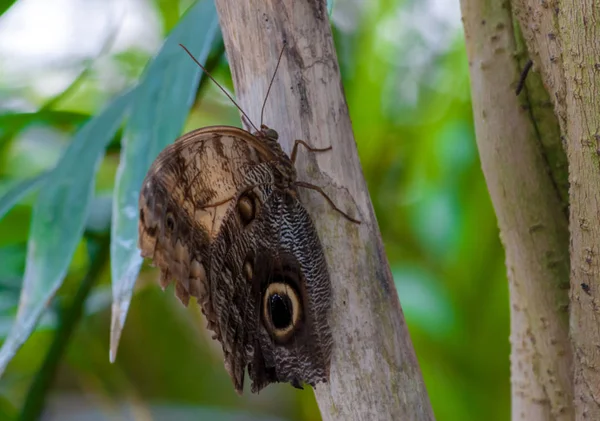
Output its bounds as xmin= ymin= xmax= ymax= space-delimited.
xmin=138 ymin=44 xmax=359 ymax=394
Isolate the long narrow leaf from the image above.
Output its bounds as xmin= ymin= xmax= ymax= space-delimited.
xmin=0 ymin=172 xmax=48 ymax=222
xmin=0 ymin=1 xmax=17 ymax=17
xmin=109 ymin=0 xmax=220 ymax=360
xmin=0 ymin=91 xmax=133 ymax=376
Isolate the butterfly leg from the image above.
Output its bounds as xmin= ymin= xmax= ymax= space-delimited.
xmin=294 ymin=181 xmax=361 ymax=224
xmin=291 ymin=140 xmax=332 ymax=164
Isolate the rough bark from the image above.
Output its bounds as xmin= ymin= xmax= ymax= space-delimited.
xmin=460 ymin=0 xmax=572 ymax=419
xmin=512 ymin=0 xmax=600 ymax=419
xmin=213 ymin=0 xmax=434 ymax=420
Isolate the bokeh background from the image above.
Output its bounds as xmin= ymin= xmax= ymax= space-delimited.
xmin=0 ymin=0 xmax=509 ymax=420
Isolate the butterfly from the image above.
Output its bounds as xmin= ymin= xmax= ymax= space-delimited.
xmin=138 ymin=44 xmax=359 ymax=394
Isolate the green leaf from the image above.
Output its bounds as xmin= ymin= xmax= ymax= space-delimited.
xmin=0 ymin=172 xmax=48 ymax=222
xmin=0 ymin=0 xmax=17 ymax=17
xmin=0 ymin=111 xmax=90 ymax=149
xmin=0 ymin=91 xmax=133 ymax=376
xmin=0 ymin=111 xmax=90 ymax=131
xmin=109 ymin=0 xmax=220 ymax=360
xmin=154 ymin=0 xmax=180 ymax=33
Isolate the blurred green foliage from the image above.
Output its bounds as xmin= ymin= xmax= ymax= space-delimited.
xmin=0 ymin=0 xmax=509 ymax=420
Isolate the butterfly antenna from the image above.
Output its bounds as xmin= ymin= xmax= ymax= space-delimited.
xmin=260 ymin=43 xmax=286 ymax=127
xmin=179 ymin=44 xmax=260 ymax=133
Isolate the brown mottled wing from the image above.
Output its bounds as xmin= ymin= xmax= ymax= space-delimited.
xmin=138 ymin=126 xmax=273 ymax=324
xmin=139 ymin=125 xmax=333 ymax=394
xmin=209 ymin=178 xmax=333 ymax=394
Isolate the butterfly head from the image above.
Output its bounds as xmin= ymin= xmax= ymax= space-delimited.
xmin=255 ymin=124 xmax=279 ymax=141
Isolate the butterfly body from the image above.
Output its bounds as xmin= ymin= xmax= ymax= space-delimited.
xmin=138 ymin=125 xmax=333 ymax=393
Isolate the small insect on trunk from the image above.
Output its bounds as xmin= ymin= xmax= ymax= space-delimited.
xmin=137 ymin=40 xmax=359 ymax=394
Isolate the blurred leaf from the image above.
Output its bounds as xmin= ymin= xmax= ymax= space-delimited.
xmin=19 ymin=236 xmax=110 ymax=421
xmin=0 ymin=393 xmax=16 ymax=421
xmin=110 ymin=0 xmax=220 ymax=360
xmin=0 ymin=27 xmax=117 ymax=150
xmin=409 ymin=188 xmax=461 ymax=258
xmin=0 ymin=172 xmax=47 ymax=222
xmin=0 ymin=309 xmax=58 ymax=340
xmin=0 ymin=111 xmax=89 ymax=149
xmin=111 ymin=48 xmax=154 ymax=83
xmin=0 ymin=246 xmax=26 ymax=286
xmin=392 ymin=265 xmax=455 ymax=338
xmin=41 ymin=55 xmax=106 ymax=113
xmin=0 ymin=0 xmax=16 ymax=16
xmin=0 ymin=209 xmax=31 ymax=246
xmin=154 ymin=0 xmax=180 ymax=33
xmin=0 ymin=285 xmax=112 ymax=340
xmin=85 ymin=194 xmax=113 ymax=233
xmin=0 ymin=91 xmax=133 ymax=376
xmin=42 ymin=403 xmax=287 ymax=421
xmin=0 ymin=111 xmax=89 ymax=131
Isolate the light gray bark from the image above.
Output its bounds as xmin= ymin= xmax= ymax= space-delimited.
xmin=460 ymin=0 xmax=572 ymax=419
xmin=512 ymin=0 xmax=600 ymax=419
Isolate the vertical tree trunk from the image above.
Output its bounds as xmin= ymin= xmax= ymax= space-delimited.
xmin=213 ymin=0 xmax=434 ymax=419
xmin=463 ymin=0 xmax=600 ymax=418
xmin=460 ymin=0 xmax=573 ymax=419
xmin=555 ymin=3 xmax=600 ymax=418
xmin=512 ymin=0 xmax=600 ymax=418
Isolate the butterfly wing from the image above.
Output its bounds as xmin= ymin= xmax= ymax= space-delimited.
xmin=139 ymin=126 xmax=332 ymax=394
xmin=209 ymin=178 xmax=332 ymax=393
xmin=138 ymin=126 xmax=272 ymax=317
xmin=250 ymin=189 xmax=333 ymax=393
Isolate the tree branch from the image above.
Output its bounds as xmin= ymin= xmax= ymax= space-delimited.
xmin=512 ymin=0 xmax=600 ymax=418
xmin=213 ymin=0 xmax=434 ymax=419
xmin=459 ymin=0 xmax=572 ymax=419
